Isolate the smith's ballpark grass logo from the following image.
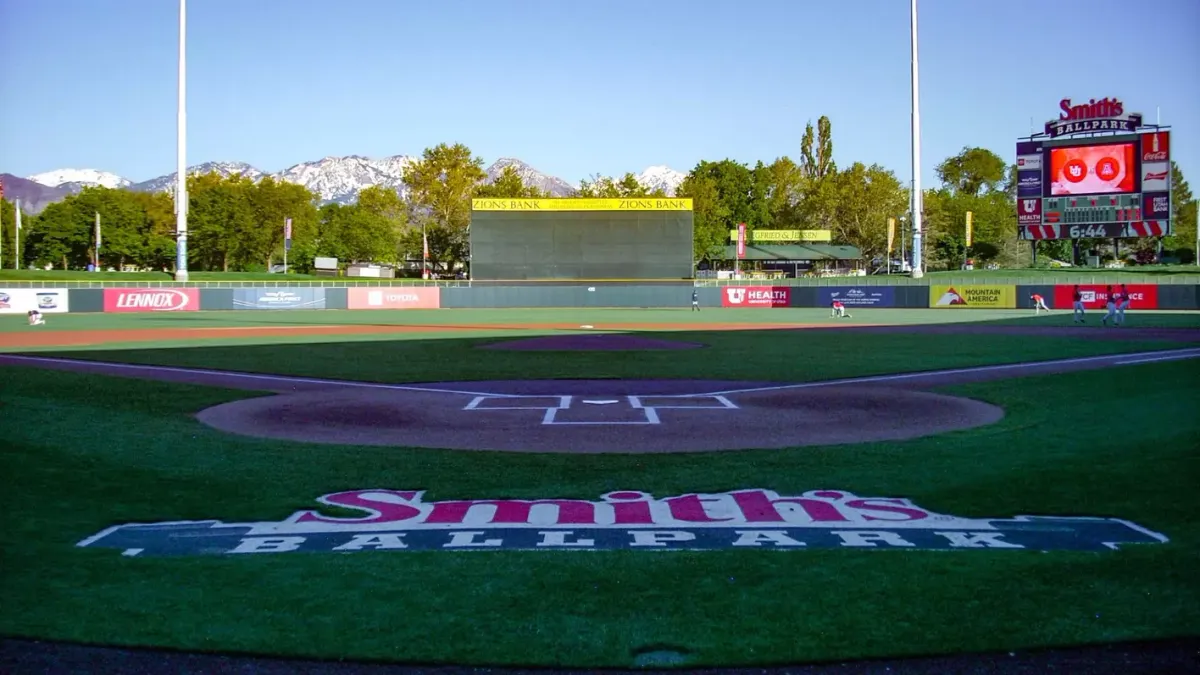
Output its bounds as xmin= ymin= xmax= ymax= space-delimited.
xmin=76 ymin=489 xmax=1168 ymax=556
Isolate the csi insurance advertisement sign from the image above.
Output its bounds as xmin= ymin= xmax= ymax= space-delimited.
xmin=104 ymin=288 xmax=199 ymax=312
xmin=818 ymin=287 xmax=895 ymax=308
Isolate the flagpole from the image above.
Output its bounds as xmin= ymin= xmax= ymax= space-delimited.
xmin=174 ymin=0 xmax=189 ymax=282
xmin=14 ymin=199 xmax=21 ymax=270
xmin=909 ymin=0 xmax=924 ymax=279
xmin=95 ymin=211 xmax=101 ymax=270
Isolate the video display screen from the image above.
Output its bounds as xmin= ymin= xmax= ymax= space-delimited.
xmin=1048 ymin=143 xmax=1136 ymax=196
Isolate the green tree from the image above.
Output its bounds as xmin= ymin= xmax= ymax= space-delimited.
xmin=576 ymin=172 xmax=662 ymax=198
xmin=826 ymin=163 xmax=909 ymax=261
xmin=758 ymin=157 xmax=804 ymax=228
xmin=677 ymin=159 xmax=764 ymax=262
xmin=250 ymin=176 xmax=320 ymax=270
xmin=21 ymin=198 xmax=88 ymax=269
xmin=800 ymin=116 xmax=836 ymax=181
xmin=402 ymin=143 xmax=487 ymax=272
xmin=675 ymin=172 xmax=729 ymax=263
xmin=187 ymin=172 xmax=256 ymax=272
xmin=1161 ymin=162 xmax=1196 ymax=263
xmin=356 ymin=184 xmax=408 ymax=264
xmin=316 ymin=202 xmax=396 ymax=264
xmin=935 ymin=147 xmax=1008 ymax=197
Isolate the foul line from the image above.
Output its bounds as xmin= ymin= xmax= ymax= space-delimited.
xmin=0 ymin=355 xmax=521 ymax=398
xmin=680 ymin=347 xmax=1200 ymax=397
xmin=2 ymin=347 xmax=1199 ymax=400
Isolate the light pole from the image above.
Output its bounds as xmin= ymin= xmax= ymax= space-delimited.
xmin=909 ymin=0 xmax=924 ymax=278
xmin=174 ymin=0 xmax=189 ymax=282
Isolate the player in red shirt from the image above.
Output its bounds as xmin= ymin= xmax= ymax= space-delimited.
xmin=1030 ymin=293 xmax=1050 ymax=314
xmin=831 ymin=300 xmax=848 ymax=318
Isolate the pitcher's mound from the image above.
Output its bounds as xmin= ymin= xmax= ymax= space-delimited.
xmin=482 ymin=334 xmax=705 ymax=351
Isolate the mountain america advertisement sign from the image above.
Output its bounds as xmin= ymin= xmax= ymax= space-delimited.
xmin=77 ymin=488 xmax=1167 ymax=556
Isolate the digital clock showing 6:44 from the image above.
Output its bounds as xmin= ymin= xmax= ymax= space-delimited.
xmin=1066 ymin=223 xmax=1124 ymax=239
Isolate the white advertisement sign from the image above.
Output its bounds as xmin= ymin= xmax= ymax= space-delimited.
xmin=0 ymin=288 xmax=71 ymax=314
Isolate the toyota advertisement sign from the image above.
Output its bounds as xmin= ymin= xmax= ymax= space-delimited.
xmin=104 ymin=288 xmax=200 ymax=312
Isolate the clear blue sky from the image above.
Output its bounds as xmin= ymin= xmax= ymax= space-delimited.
xmin=2 ymin=0 xmax=1197 ymax=188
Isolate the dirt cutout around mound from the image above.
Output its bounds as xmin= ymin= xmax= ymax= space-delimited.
xmin=481 ymin=334 xmax=705 ymax=351
xmin=194 ymin=379 xmax=1005 ymax=453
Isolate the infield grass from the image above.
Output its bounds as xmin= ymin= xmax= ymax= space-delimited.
xmin=1 ymin=359 xmax=1198 ymax=668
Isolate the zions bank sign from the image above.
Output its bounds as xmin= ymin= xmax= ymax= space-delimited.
xmin=77 ymin=488 xmax=1167 ymax=556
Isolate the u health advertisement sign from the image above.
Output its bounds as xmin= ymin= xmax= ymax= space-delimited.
xmin=233 ymin=288 xmax=326 ymax=310
xmin=721 ymin=286 xmax=791 ymax=308
xmin=104 ymin=288 xmax=199 ymax=312
xmin=1053 ymin=284 xmax=1158 ymax=310
xmin=0 ymin=288 xmax=69 ymax=313
xmin=74 ymin=487 xmax=1168 ymax=556
xmin=817 ymin=286 xmax=894 ymax=308
xmin=930 ymin=285 xmax=1016 ymax=309
xmin=347 ymin=287 xmax=441 ymax=309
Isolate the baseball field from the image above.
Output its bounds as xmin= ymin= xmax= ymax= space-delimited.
xmin=2 ymin=304 xmax=1200 ymax=672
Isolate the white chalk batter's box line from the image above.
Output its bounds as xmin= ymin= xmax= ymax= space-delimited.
xmin=462 ymin=394 xmax=739 ymax=426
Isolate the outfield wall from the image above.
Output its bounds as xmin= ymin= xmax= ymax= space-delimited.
xmin=22 ymin=283 xmax=1200 ymax=313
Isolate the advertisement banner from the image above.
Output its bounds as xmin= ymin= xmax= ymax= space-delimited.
xmin=1143 ymin=192 xmax=1171 ymax=220
xmin=104 ymin=288 xmax=199 ymax=312
xmin=818 ymin=287 xmax=895 ymax=308
xmin=736 ymin=223 xmax=746 ymax=259
xmin=233 ymin=288 xmax=326 ymax=310
xmin=1141 ymin=162 xmax=1170 ymax=191
xmin=1017 ymin=198 xmax=1042 ymax=226
xmin=1053 ymin=284 xmax=1159 ymax=310
xmin=347 ymin=287 xmax=441 ymax=310
xmin=930 ymin=285 xmax=1016 ymax=309
xmin=721 ymin=286 xmax=791 ymax=308
xmin=727 ymin=229 xmax=833 ymax=243
xmin=1017 ymin=170 xmax=1042 ymax=198
xmin=471 ymin=198 xmax=692 ymax=212
xmin=0 ymin=288 xmax=70 ymax=313
xmin=1141 ymin=131 xmax=1169 ymax=163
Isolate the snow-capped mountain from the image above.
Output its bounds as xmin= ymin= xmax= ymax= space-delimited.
xmin=485 ymin=158 xmax=578 ymax=196
xmin=636 ymin=165 xmax=685 ymax=196
xmin=274 ymin=155 xmax=417 ymax=204
xmin=129 ymin=161 xmax=264 ymax=193
xmin=12 ymin=154 xmax=686 ymax=209
xmin=27 ymin=168 xmax=131 ymax=190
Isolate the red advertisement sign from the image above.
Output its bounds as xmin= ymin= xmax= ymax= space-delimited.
xmin=1018 ymin=198 xmax=1042 ymax=225
xmin=721 ymin=286 xmax=790 ymax=308
xmin=104 ymin=288 xmax=200 ymax=312
xmin=1053 ymin=284 xmax=1158 ymax=310
xmin=1141 ymin=131 xmax=1169 ymax=163
xmin=736 ymin=223 xmax=746 ymax=259
xmin=347 ymin=287 xmax=441 ymax=309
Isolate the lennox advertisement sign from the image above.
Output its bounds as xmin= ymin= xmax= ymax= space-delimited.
xmin=721 ymin=286 xmax=791 ymax=308
xmin=104 ymin=288 xmax=199 ymax=312
xmin=347 ymin=287 xmax=441 ymax=310
xmin=75 ymin=488 xmax=1168 ymax=556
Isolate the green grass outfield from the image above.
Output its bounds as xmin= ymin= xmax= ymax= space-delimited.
xmin=1 ymin=309 xmax=1199 ymax=668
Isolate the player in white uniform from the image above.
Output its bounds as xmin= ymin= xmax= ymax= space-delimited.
xmin=1072 ymin=285 xmax=1086 ymax=323
xmin=27 ymin=310 xmax=45 ymax=325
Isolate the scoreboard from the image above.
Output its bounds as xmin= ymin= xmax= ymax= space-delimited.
xmin=1015 ymin=123 xmax=1173 ymax=241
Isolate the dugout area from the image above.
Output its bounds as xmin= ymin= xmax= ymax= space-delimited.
xmin=468 ymin=198 xmax=695 ymax=281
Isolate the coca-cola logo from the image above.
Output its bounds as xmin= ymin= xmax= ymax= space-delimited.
xmin=116 ymin=289 xmax=191 ymax=311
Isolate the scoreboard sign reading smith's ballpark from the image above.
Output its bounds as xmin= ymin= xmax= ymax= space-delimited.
xmin=1016 ymin=97 xmax=1172 ymax=242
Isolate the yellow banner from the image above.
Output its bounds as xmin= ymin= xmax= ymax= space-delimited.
xmin=727 ymin=229 xmax=832 ymax=242
xmin=930 ymin=285 xmax=1016 ymax=309
xmin=471 ymin=198 xmax=692 ymax=212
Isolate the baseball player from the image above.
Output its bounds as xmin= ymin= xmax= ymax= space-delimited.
xmin=691 ymin=289 xmax=699 ymax=311
xmin=1101 ymin=285 xmax=1117 ymax=326
xmin=831 ymin=300 xmax=849 ymax=318
xmin=1072 ymin=285 xmax=1085 ymax=323
xmin=27 ymin=310 xmax=45 ymax=326
xmin=1116 ymin=284 xmax=1131 ymax=325
xmin=1030 ymin=293 xmax=1050 ymax=314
